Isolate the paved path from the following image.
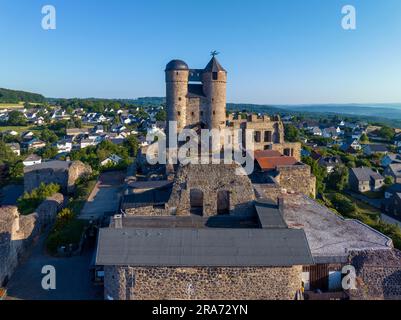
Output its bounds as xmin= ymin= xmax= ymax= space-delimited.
xmin=80 ymin=171 xmax=125 ymax=220
xmin=346 ymin=191 xmax=383 ymax=209
xmin=5 ymin=234 xmax=103 ymax=300
xmin=381 ymin=214 xmax=401 ymax=228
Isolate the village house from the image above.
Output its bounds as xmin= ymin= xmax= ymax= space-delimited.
xmin=318 ymin=156 xmax=342 ymax=174
xmin=384 ymin=163 xmax=401 ymax=184
xmin=100 ymin=154 xmax=123 ymax=167
xmin=322 ymin=127 xmax=341 ymax=139
xmin=6 ymin=143 xmax=20 ymax=156
xmin=381 ymin=153 xmax=401 ymax=168
xmin=349 ymin=167 xmax=385 ymax=193
xmin=363 ymin=144 xmax=389 ymax=156
xmin=23 ymin=154 xmax=42 ymax=167
xmin=56 ymin=139 xmax=73 ymax=153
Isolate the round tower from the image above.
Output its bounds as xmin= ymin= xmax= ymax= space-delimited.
xmin=165 ymin=60 xmax=189 ymax=132
xmin=202 ymin=57 xmax=227 ymax=130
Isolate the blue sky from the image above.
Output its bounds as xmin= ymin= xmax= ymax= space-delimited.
xmin=0 ymin=0 xmax=401 ymax=104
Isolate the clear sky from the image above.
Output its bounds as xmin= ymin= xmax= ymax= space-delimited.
xmin=1 ymin=0 xmax=401 ymax=104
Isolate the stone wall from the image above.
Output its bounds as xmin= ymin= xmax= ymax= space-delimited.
xmin=348 ymin=250 xmax=401 ymax=300
xmin=0 ymin=193 xmax=64 ymax=286
xmin=104 ymin=265 xmax=303 ymax=300
xmin=272 ymin=142 xmax=302 ymax=161
xmin=168 ymin=163 xmax=256 ymax=217
xmin=24 ymin=160 xmax=91 ymax=193
xmin=66 ymin=161 xmax=92 ymax=193
xmin=275 ymin=164 xmax=316 ymax=198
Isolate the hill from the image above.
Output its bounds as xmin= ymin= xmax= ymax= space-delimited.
xmin=0 ymin=88 xmax=46 ymax=104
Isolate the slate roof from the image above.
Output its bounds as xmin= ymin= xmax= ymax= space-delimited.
xmin=96 ymin=227 xmax=314 ymax=267
xmin=165 ymin=59 xmax=189 ymax=71
xmin=204 ymin=57 xmax=226 ymax=72
xmin=24 ymin=160 xmax=71 ymax=173
xmin=255 ymin=199 xmax=288 ymax=229
xmin=350 ymin=167 xmax=384 ymax=182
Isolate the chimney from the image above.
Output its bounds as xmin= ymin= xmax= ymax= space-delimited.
xmin=114 ymin=214 xmax=123 ymax=229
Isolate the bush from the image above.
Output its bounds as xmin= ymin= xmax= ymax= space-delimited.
xmin=17 ymin=183 xmax=60 ymax=215
xmin=54 ymin=208 xmax=75 ymax=231
xmin=330 ymin=193 xmax=357 ymax=216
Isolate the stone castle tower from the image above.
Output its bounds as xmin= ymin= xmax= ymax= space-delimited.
xmin=165 ymin=56 xmax=227 ymax=132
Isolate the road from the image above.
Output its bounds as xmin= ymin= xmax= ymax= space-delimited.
xmin=79 ymin=171 xmax=125 ymax=220
xmin=381 ymin=214 xmax=401 ymax=228
xmin=5 ymin=234 xmax=103 ymax=300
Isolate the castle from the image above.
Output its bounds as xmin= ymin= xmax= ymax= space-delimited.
xmin=165 ymin=55 xmax=227 ymax=132
xmin=165 ymin=55 xmax=301 ymax=160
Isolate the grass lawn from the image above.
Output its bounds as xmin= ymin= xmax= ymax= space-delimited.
xmin=0 ymin=125 xmax=42 ymax=134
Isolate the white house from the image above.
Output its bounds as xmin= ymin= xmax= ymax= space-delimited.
xmin=100 ymin=154 xmax=123 ymax=167
xmin=56 ymin=139 xmax=73 ymax=153
xmin=23 ymin=154 xmax=42 ymax=167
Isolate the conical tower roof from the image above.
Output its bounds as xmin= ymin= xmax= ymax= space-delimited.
xmin=204 ymin=57 xmax=226 ymax=72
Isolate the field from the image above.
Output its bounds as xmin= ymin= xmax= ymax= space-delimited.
xmin=0 ymin=125 xmax=42 ymax=134
xmin=0 ymin=103 xmax=24 ymax=109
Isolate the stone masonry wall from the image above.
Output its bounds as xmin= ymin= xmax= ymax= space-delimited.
xmin=104 ymin=265 xmax=303 ymax=300
xmin=0 ymin=193 xmax=64 ymax=286
xmin=168 ymin=163 xmax=256 ymax=216
xmin=348 ymin=250 xmax=401 ymax=300
xmin=275 ymin=165 xmax=316 ymax=198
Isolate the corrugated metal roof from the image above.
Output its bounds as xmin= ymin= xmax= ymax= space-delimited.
xmin=96 ymin=227 xmax=314 ymax=267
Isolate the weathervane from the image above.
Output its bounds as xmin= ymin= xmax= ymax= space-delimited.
xmin=210 ymin=50 xmax=220 ymax=57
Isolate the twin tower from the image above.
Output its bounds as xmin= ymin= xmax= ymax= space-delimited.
xmin=165 ymin=56 xmax=227 ymax=132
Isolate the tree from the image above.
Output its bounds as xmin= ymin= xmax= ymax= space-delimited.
xmin=330 ymin=193 xmax=357 ymax=216
xmin=379 ymin=126 xmax=395 ymax=141
xmin=40 ymin=146 xmax=58 ymax=160
xmin=385 ymin=176 xmax=395 ymax=186
xmin=302 ymin=156 xmax=327 ymax=196
xmin=155 ymin=109 xmax=167 ymax=122
xmin=7 ymin=111 xmax=27 ymax=126
xmin=284 ymin=124 xmax=300 ymax=142
xmin=327 ymin=166 xmax=349 ymax=191
xmin=124 ymin=135 xmax=139 ymax=157
xmin=40 ymin=129 xmax=58 ymax=144
xmin=360 ymin=133 xmax=369 ymax=143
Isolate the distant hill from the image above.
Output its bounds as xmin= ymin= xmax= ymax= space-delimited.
xmin=0 ymin=88 xmax=45 ymax=103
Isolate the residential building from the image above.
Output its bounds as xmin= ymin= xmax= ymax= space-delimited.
xmin=318 ymin=156 xmax=342 ymax=173
xmin=6 ymin=143 xmax=20 ymax=156
xmin=349 ymin=167 xmax=385 ymax=193
xmin=363 ymin=144 xmax=389 ymax=156
xmin=385 ymin=163 xmax=401 ymax=184
xmin=23 ymin=154 xmax=42 ymax=167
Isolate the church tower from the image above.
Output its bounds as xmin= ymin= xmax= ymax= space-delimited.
xmin=202 ymin=56 xmax=227 ymax=130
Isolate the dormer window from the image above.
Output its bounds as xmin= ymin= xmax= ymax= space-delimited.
xmin=212 ymin=72 xmax=218 ymax=80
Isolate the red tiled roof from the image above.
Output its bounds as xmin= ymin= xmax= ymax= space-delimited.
xmin=256 ymin=156 xmax=298 ymax=171
xmin=254 ymin=150 xmax=282 ymax=159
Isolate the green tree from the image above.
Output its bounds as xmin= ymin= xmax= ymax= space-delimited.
xmin=124 ymin=135 xmax=139 ymax=157
xmin=360 ymin=133 xmax=369 ymax=143
xmin=40 ymin=129 xmax=58 ymax=144
xmin=7 ymin=111 xmax=27 ymax=126
xmin=327 ymin=166 xmax=349 ymax=191
xmin=284 ymin=124 xmax=300 ymax=142
xmin=379 ymin=126 xmax=395 ymax=141
xmin=40 ymin=146 xmax=58 ymax=160
xmin=302 ymin=156 xmax=327 ymax=196
xmin=155 ymin=109 xmax=167 ymax=122
xmin=385 ymin=175 xmax=395 ymax=186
